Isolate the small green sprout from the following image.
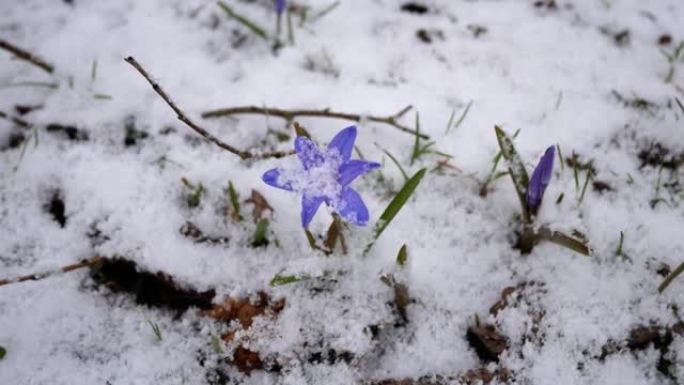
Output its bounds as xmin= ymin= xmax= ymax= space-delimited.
xmin=181 ymin=177 xmax=205 ymax=208
xmin=147 ymin=320 xmax=162 ymax=341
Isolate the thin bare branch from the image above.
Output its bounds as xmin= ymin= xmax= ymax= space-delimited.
xmin=202 ymin=104 xmax=430 ymax=140
xmin=0 ymin=38 xmax=54 ymax=74
xmin=124 ymin=56 xmax=293 ymax=160
xmin=0 ymin=256 xmax=105 ymax=287
xmin=0 ymin=110 xmax=31 ymax=128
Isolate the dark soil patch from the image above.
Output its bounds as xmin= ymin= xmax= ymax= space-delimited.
xmin=638 ymin=142 xmax=684 ymax=170
xmin=466 ymin=323 xmax=508 ymax=363
xmin=46 ymin=124 xmax=89 ymax=141
xmin=179 ymin=221 xmax=230 ymax=245
xmin=90 ymin=258 xmax=215 ymax=314
xmin=46 ymin=190 xmax=67 ymax=227
xmin=14 ymin=104 xmax=42 ymax=116
xmin=401 ymin=2 xmax=428 ymax=14
xmin=123 ymin=116 xmax=149 ymax=147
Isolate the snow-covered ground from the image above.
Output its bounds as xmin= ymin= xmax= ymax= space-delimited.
xmin=1 ymin=0 xmax=684 ymax=384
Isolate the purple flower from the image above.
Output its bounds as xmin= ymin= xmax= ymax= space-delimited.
xmin=526 ymin=145 xmax=555 ymax=215
xmin=275 ymin=0 xmax=286 ymax=15
xmin=262 ymin=126 xmax=380 ymax=228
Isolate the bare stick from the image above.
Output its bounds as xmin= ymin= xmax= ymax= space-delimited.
xmin=124 ymin=56 xmax=293 ymax=160
xmin=202 ymin=105 xmax=430 ymax=140
xmin=0 ymin=110 xmax=30 ymax=128
xmin=0 ymin=39 xmax=54 ymax=74
xmin=0 ymin=256 xmax=105 ymax=287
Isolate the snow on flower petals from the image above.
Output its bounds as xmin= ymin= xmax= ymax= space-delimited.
xmin=262 ymin=126 xmax=380 ymax=228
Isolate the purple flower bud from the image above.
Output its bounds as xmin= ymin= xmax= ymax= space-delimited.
xmin=275 ymin=0 xmax=286 ymax=15
xmin=526 ymin=145 xmax=555 ymax=215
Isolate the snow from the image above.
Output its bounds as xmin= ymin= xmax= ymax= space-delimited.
xmin=1 ymin=0 xmax=684 ymax=384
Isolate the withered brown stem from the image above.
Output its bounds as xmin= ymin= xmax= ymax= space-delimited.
xmin=0 ymin=255 xmax=105 ymax=287
xmin=0 ymin=38 xmax=54 ymax=74
xmin=124 ymin=56 xmax=294 ymax=160
xmin=202 ymin=105 xmax=429 ymax=140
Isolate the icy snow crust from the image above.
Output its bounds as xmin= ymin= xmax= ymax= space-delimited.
xmin=1 ymin=0 xmax=684 ymax=384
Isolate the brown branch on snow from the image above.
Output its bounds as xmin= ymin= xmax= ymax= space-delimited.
xmin=202 ymin=104 xmax=429 ymax=140
xmin=0 ymin=38 xmax=54 ymax=74
xmin=0 ymin=256 xmax=105 ymax=288
xmin=124 ymin=56 xmax=293 ymax=160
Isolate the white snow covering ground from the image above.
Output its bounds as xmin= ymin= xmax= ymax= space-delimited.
xmin=1 ymin=0 xmax=684 ymax=384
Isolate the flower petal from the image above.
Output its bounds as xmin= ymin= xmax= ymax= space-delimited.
xmin=327 ymin=125 xmax=357 ymax=162
xmin=262 ymin=168 xmax=294 ymax=191
xmin=275 ymin=0 xmax=286 ymax=14
xmin=526 ymin=145 xmax=555 ymax=213
xmin=338 ymin=160 xmax=381 ymax=186
xmin=336 ymin=187 xmax=369 ymax=226
xmin=301 ymin=195 xmax=325 ymax=228
xmin=295 ymin=136 xmax=325 ymax=170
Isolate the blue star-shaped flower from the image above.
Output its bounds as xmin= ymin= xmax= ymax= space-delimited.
xmin=262 ymin=126 xmax=380 ymax=228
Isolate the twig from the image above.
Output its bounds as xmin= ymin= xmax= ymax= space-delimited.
xmin=0 ymin=110 xmax=31 ymax=128
xmin=202 ymin=104 xmax=429 ymax=140
xmin=124 ymin=56 xmax=293 ymax=160
xmin=0 ymin=38 xmax=54 ymax=74
xmin=0 ymin=256 xmax=105 ymax=287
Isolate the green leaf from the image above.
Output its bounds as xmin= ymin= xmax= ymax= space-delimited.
xmin=447 ymin=100 xmax=472 ymax=133
xmin=227 ymin=181 xmax=243 ymax=221
xmin=217 ymin=1 xmax=268 ymax=40
xmin=365 ymin=168 xmax=427 ymax=254
xmin=251 ymin=218 xmax=269 ymax=248
xmin=396 ymin=244 xmax=408 ymax=266
xmin=181 ymin=177 xmax=204 ymax=208
xmin=537 ymin=227 xmax=591 ymax=256
xmin=0 ymin=346 xmax=6 ymax=360
xmin=210 ymin=334 xmax=224 ymax=355
xmin=494 ymin=126 xmax=530 ymax=223
xmin=270 ymin=274 xmax=305 ymax=286
xmin=659 ymin=261 xmax=684 ymax=293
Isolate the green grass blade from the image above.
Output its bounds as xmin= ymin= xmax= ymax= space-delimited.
xmin=270 ymin=274 xmax=305 ymax=286
xmin=217 ymin=1 xmax=268 ymax=40
xmin=396 ymin=244 xmax=408 ymax=266
xmin=448 ymin=100 xmax=472 ymax=133
xmin=494 ymin=126 xmax=530 ymax=223
xmin=659 ymin=261 xmax=684 ymax=293
xmin=410 ymin=112 xmax=421 ymax=166
xmin=227 ymin=181 xmax=243 ymax=221
xmin=380 ymin=148 xmax=409 ymax=182
xmin=0 ymin=346 xmax=6 ymax=360
xmin=251 ymin=218 xmax=269 ymax=247
xmin=365 ymin=168 xmax=427 ymax=254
